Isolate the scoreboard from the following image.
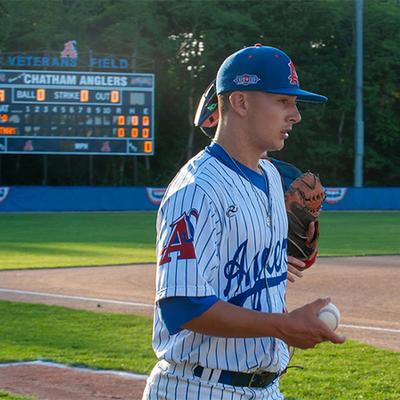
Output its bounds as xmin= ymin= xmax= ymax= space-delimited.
xmin=0 ymin=70 xmax=154 ymax=155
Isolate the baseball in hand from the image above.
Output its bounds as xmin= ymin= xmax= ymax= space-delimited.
xmin=318 ymin=303 xmax=340 ymax=331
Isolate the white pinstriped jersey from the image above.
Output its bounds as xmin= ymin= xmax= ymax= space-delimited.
xmin=153 ymin=148 xmax=290 ymax=375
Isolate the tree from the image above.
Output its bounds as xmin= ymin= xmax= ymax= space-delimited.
xmin=0 ymin=0 xmax=399 ymax=187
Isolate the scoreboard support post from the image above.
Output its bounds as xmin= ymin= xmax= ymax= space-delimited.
xmin=89 ymin=155 xmax=93 ymax=185
xmin=43 ymin=155 xmax=48 ymax=185
xmin=133 ymin=156 xmax=138 ymax=185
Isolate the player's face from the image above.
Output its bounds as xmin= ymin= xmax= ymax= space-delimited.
xmin=245 ymin=92 xmax=301 ymax=152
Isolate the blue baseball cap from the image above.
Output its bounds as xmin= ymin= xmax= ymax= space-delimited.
xmin=216 ymin=44 xmax=327 ymax=103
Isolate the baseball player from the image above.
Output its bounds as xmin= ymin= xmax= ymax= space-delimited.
xmin=143 ymin=44 xmax=345 ymax=400
xmin=193 ymin=78 xmax=319 ymax=278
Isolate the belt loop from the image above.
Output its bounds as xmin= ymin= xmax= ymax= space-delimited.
xmin=200 ymin=367 xmax=213 ymax=381
xmin=209 ymin=368 xmax=221 ymax=384
xmin=158 ymin=359 xmax=170 ymax=371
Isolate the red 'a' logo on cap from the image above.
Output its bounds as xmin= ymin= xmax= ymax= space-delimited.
xmin=288 ymin=61 xmax=299 ymax=86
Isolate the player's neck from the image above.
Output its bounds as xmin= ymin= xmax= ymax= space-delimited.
xmin=214 ymin=129 xmax=264 ymax=173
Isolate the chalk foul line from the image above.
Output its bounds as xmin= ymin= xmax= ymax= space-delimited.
xmin=0 ymin=360 xmax=148 ymax=379
xmin=340 ymin=324 xmax=400 ymax=334
xmin=0 ymin=288 xmax=153 ymax=308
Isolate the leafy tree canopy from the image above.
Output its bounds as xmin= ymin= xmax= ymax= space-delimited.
xmin=0 ymin=0 xmax=399 ymax=186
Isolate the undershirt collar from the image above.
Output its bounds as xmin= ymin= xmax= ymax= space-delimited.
xmin=205 ymin=141 xmax=268 ymax=195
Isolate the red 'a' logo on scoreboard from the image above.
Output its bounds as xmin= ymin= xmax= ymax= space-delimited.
xmin=61 ymin=40 xmax=78 ymax=59
xmin=159 ymin=209 xmax=199 ymax=265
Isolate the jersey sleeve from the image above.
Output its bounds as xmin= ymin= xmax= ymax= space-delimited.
xmin=155 ymin=183 xmax=222 ymax=302
xmin=158 ymin=295 xmax=219 ymax=335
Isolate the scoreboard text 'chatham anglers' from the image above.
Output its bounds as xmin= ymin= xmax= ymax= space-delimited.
xmin=0 ymin=70 xmax=155 ymax=156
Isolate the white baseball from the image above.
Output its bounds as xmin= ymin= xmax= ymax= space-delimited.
xmin=318 ymin=303 xmax=340 ymax=331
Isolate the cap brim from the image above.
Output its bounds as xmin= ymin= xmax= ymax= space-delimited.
xmin=265 ymin=88 xmax=328 ymax=103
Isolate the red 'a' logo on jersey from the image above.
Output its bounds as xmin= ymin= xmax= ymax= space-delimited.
xmin=159 ymin=209 xmax=199 ymax=265
xmin=288 ymin=61 xmax=299 ymax=86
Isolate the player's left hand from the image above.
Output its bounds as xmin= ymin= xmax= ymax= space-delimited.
xmin=287 ymin=256 xmax=305 ymax=283
xmin=287 ymin=221 xmax=319 ymax=282
xmin=306 ymin=220 xmax=317 ymax=244
xmin=285 ymin=172 xmax=325 ymax=269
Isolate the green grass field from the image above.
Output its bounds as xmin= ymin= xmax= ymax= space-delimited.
xmin=0 ymin=392 xmax=34 ymax=400
xmin=1 ymin=211 xmax=399 ymax=270
xmin=319 ymin=211 xmax=400 ymax=256
xmin=0 ymin=300 xmax=399 ymax=400
xmin=0 ymin=212 xmax=156 ymax=270
xmin=0 ymin=301 xmax=155 ymax=374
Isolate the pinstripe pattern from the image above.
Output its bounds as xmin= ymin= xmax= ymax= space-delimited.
xmin=145 ymin=149 xmax=289 ymax=399
xmin=143 ymin=361 xmax=284 ymax=400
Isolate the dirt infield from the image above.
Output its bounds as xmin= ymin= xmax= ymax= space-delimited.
xmin=0 ymin=256 xmax=399 ymax=399
xmin=0 ymin=362 xmax=147 ymax=400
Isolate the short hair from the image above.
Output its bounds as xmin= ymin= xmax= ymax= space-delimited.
xmin=218 ymin=92 xmax=231 ymax=116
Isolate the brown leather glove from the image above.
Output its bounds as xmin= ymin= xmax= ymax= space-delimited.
xmin=285 ymin=172 xmax=326 ymax=269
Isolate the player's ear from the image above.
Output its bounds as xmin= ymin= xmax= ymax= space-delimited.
xmin=229 ymin=92 xmax=248 ymax=117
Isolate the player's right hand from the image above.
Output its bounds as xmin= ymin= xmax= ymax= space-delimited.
xmin=278 ymin=298 xmax=346 ymax=349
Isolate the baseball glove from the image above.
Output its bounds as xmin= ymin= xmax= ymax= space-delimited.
xmin=285 ymin=172 xmax=325 ymax=269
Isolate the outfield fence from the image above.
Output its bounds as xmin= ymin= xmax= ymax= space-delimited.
xmin=0 ymin=186 xmax=399 ymax=212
